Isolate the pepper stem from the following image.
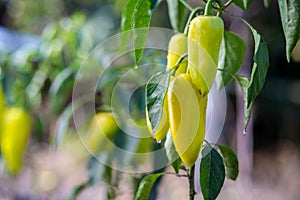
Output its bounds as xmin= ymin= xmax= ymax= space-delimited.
xmin=204 ymin=0 xmax=214 ymax=16
xmin=183 ymin=7 xmax=204 ymax=35
xmin=188 ymin=165 xmax=196 ymax=200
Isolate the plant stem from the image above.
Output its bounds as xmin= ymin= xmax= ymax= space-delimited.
xmin=183 ymin=7 xmax=204 ymax=35
xmin=188 ymin=165 xmax=196 ymax=200
xmin=224 ymin=0 xmax=233 ymax=8
xmin=204 ymin=0 xmax=214 ymax=16
xmin=179 ymin=0 xmax=194 ymax=12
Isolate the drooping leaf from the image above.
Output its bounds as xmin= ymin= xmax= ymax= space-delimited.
xmin=166 ymin=0 xmax=187 ymax=32
xmin=244 ymin=22 xmax=270 ymax=107
xmin=234 ymin=75 xmax=252 ymax=131
xmin=216 ymin=145 xmax=239 ymax=180
xmin=278 ymin=0 xmax=300 ymax=62
xmin=120 ymin=0 xmax=138 ymax=50
xmin=217 ymin=31 xmax=246 ymax=89
xmin=135 ymin=173 xmax=163 ymax=200
xmin=218 ymin=68 xmax=251 ymax=131
xmin=233 ymin=0 xmax=254 ymax=10
xmin=200 ymin=145 xmax=225 ymax=200
xmin=164 ymin=131 xmax=181 ymax=174
xmin=133 ymin=0 xmax=152 ymax=64
xmin=146 ymin=71 xmax=170 ymax=136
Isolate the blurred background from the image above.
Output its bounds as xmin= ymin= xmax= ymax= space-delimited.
xmin=0 ymin=0 xmax=299 ymax=199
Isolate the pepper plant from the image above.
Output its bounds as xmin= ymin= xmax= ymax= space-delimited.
xmin=119 ymin=0 xmax=299 ymax=199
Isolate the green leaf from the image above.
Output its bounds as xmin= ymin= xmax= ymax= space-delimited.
xmin=146 ymin=71 xmax=170 ymax=136
xmin=244 ymin=23 xmax=270 ymax=107
xmin=200 ymin=145 xmax=225 ymax=200
xmin=219 ymin=69 xmax=252 ymax=131
xmin=120 ymin=0 xmax=137 ymax=50
xmin=217 ymin=31 xmax=246 ymax=89
xmin=135 ymin=173 xmax=163 ymax=200
xmin=150 ymin=0 xmax=161 ymax=10
xmin=234 ymin=75 xmax=252 ymax=131
xmin=216 ymin=145 xmax=239 ymax=180
xmin=278 ymin=0 xmax=300 ymax=62
xmin=233 ymin=0 xmax=254 ymax=10
xmin=263 ymin=0 xmax=271 ymax=8
xmin=133 ymin=0 xmax=152 ymax=64
xmin=54 ymin=96 xmax=87 ymax=147
xmin=88 ymin=154 xmax=109 ymax=185
xmin=67 ymin=180 xmax=90 ymax=200
xmin=164 ymin=132 xmax=181 ymax=174
xmin=166 ymin=0 xmax=187 ymax=32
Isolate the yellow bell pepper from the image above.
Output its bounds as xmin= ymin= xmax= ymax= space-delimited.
xmin=168 ymin=73 xmax=207 ymax=167
xmin=1 ymin=107 xmax=31 ymax=174
xmin=188 ymin=16 xmax=224 ymax=95
xmin=167 ymin=33 xmax=188 ymax=74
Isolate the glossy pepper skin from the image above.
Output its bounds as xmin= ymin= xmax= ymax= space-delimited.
xmin=188 ymin=16 xmax=224 ymax=95
xmin=86 ymin=112 xmax=119 ymax=153
xmin=168 ymin=74 xmax=207 ymax=167
xmin=167 ymin=33 xmax=188 ymax=74
xmin=1 ymin=107 xmax=31 ymax=174
xmin=146 ymin=96 xmax=169 ymax=143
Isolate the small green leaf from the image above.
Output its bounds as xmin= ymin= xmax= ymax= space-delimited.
xmin=200 ymin=145 xmax=225 ymax=200
xmin=146 ymin=71 xmax=170 ymax=136
xmin=164 ymin=132 xmax=181 ymax=173
xmin=263 ymin=0 xmax=271 ymax=8
xmin=166 ymin=0 xmax=187 ymax=32
xmin=67 ymin=180 xmax=90 ymax=200
xmin=217 ymin=31 xmax=246 ymax=89
xmin=135 ymin=173 xmax=163 ymax=200
xmin=278 ymin=0 xmax=300 ymax=62
xmin=133 ymin=0 xmax=152 ymax=64
xmin=233 ymin=0 xmax=254 ymax=10
xmin=216 ymin=145 xmax=239 ymax=180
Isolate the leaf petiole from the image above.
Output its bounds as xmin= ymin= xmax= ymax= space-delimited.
xmin=178 ymin=0 xmax=194 ymax=12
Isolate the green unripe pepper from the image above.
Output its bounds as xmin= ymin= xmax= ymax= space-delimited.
xmin=168 ymin=73 xmax=207 ymax=167
xmin=188 ymin=16 xmax=224 ymax=95
xmin=167 ymin=33 xmax=188 ymax=74
xmin=1 ymin=107 xmax=31 ymax=174
xmin=86 ymin=112 xmax=119 ymax=153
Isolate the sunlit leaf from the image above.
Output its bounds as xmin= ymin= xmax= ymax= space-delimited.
xmin=133 ymin=0 xmax=152 ymax=64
